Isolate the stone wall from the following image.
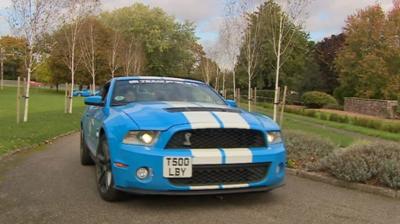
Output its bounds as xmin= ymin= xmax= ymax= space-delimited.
xmin=344 ymin=97 xmax=399 ymax=119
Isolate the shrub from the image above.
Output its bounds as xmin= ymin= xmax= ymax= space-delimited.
xmin=284 ymin=130 xmax=336 ymax=171
xmin=382 ymin=123 xmax=400 ymax=133
xmin=329 ymin=113 xmax=349 ymax=123
xmin=379 ymin=160 xmax=400 ymax=189
xmin=319 ymin=112 xmax=328 ymax=120
xmin=303 ymin=110 xmax=317 ymax=118
xmin=351 ymin=117 xmax=382 ymax=130
xmin=302 ymin=91 xmax=338 ymax=109
xmin=321 ymin=142 xmax=400 ymax=188
xmin=284 ymin=105 xmax=400 ymax=133
xmin=323 ymin=103 xmax=344 ymax=111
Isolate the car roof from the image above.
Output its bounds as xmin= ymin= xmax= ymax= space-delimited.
xmin=112 ymin=76 xmax=205 ymax=84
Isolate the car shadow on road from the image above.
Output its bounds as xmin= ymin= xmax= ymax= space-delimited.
xmin=114 ymin=189 xmax=282 ymax=211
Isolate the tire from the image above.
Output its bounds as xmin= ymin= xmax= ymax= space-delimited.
xmin=80 ymin=130 xmax=94 ymax=166
xmin=96 ymin=136 xmax=122 ymax=202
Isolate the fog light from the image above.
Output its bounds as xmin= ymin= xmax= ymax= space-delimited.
xmin=276 ymin=163 xmax=285 ymax=174
xmin=136 ymin=167 xmax=149 ymax=179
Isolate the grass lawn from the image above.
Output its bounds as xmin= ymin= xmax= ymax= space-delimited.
xmin=0 ymin=87 xmax=85 ymax=156
xmin=241 ymin=103 xmax=399 ymax=147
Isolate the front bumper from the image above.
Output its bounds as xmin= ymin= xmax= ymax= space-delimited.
xmin=116 ymin=183 xmax=284 ymax=196
xmin=110 ymin=142 xmax=286 ymax=194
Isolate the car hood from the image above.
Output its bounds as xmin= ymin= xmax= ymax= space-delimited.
xmin=113 ymin=101 xmax=279 ymax=131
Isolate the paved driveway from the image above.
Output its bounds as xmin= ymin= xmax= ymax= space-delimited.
xmin=0 ymin=133 xmax=399 ymax=224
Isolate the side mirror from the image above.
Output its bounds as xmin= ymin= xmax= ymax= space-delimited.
xmin=226 ymin=99 xmax=238 ymax=108
xmin=84 ymin=96 xmax=104 ymax=107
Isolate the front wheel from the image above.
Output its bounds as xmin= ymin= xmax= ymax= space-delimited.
xmin=96 ymin=136 xmax=122 ymax=202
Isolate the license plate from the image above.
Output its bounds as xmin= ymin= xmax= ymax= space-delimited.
xmin=163 ymin=157 xmax=192 ymax=178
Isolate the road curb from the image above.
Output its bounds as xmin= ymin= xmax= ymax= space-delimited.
xmin=286 ymin=168 xmax=399 ymax=199
xmin=0 ymin=131 xmax=78 ymax=162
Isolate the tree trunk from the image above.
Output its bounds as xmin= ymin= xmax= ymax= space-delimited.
xmin=92 ymin=73 xmax=95 ymax=94
xmin=69 ymin=70 xmax=74 ymax=114
xmin=68 ymin=40 xmax=76 ymax=114
xmin=222 ymin=72 xmax=226 ymax=97
xmin=0 ymin=48 xmax=4 ymax=90
xmin=233 ymin=70 xmax=236 ymax=99
xmin=23 ymin=66 xmax=31 ymax=122
xmin=248 ymin=67 xmax=251 ymax=112
xmin=273 ymin=15 xmax=283 ymax=122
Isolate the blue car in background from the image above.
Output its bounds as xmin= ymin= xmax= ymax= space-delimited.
xmin=80 ymin=89 xmax=92 ymax=97
xmin=80 ymin=76 xmax=286 ymax=201
xmin=73 ymin=90 xmax=81 ymax=97
xmin=73 ymin=89 xmax=100 ymax=97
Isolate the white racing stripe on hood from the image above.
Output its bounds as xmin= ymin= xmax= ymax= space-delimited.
xmin=189 ymin=185 xmax=220 ymax=190
xmin=191 ymin=149 xmax=222 ymax=165
xmin=182 ymin=111 xmax=220 ymax=129
xmin=213 ymin=112 xmax=250 ymax=129
xmin=222 ymin=148 xmax=253 ymax=164
xmin=222 ymin=183 xmax=250 ymax=189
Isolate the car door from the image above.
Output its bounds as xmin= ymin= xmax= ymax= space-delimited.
xmin=86 ymin=83 xmax=110 ymax=154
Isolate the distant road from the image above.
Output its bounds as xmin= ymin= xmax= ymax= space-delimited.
xmin=0 ymin=133 xmax=399 ymax=224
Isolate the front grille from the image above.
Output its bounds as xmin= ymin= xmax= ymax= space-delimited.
xmin=166 ymin=129 xmax=266 ymax=149
xmin=169 ymin=163 xmax=270 ymax=186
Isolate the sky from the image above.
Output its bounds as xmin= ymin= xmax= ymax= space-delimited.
xmin=0 ymin=0 xmax=394 ymax=49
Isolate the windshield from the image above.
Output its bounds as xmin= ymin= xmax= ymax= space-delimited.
xmin=111 ymin=79 xmax=226 ymax=106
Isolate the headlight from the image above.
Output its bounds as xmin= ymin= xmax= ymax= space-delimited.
xmin=123 ymin=131 xmax=160 ymax=146
xmin=267 ymin=131 xmax=282 ymax=145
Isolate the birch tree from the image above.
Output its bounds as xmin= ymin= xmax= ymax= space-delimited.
xmin=243 ymin=12 xmax=262 ymax=111
xmin=109 ymin=30 xmax=121 ymax=78
xmin=80 ymin=18 xmax=97 ymax=94
xmin=200 ymin=57 xmax=212 ymax=85
xmin=9 ymin=0 xmax=60 ymax=122
xmin=61 ymin=0 xmax=98 ymax=114
xmin=222 ymin=0 xmax=246 ymax=99
xmin=121 ymin=36 xmax=145 ymax=76
xmin=269 ymin=0 xmax=311 ymax=121
xmin=206 ymin=45 xmax=222 ymax=91
xmin=223 ymin=0 xmax=263 ymax=111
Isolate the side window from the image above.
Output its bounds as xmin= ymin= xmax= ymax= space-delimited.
xmin=102 ymin=83 xmax=110 ymax=102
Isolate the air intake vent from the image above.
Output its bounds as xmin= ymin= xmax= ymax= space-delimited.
xmin=165 ymin=107 xmax=240 ymax=113
xmin=169 ymin=163 xmax=270 ymax=186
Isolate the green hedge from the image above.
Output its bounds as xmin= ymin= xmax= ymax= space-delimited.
xmin=284 ymin=106 xmax=400 ymax=133
xmin=301 ymin=91 xmax=338 ymax=109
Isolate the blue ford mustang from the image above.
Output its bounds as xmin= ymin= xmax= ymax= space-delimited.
xmin=81 ymin=76 xmax=286 ymax=201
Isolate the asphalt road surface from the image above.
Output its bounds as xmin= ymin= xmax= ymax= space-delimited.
xmin=0 ymin=133 xmax=399 ymax=224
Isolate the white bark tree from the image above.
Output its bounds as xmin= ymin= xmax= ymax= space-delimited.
xmin=222 ymin=0 xmax=247 ymax=99
xmin=121 ymin=36 xmax=144 ymax=76
xmin=244 ymin=13 xmax=262 ymax=111
xmin=109 ymin=30 xmax=121 ymax=78
xmin=80 ymin=18 xmax=97 ymax=94
xmin=9 ymin=0 xmax=60 ymax=122
xmin=270 ymin=0 xmax=310 ymax=121
xmin=60 ymin=0 xmax=98 ymax=114
xmin=223 ymin=0 xmax=263 ymax=110
xmin=200 ymin=57 xmax=212 ymax=85
xmin=206 ymin=45 xmax=223 ymax=91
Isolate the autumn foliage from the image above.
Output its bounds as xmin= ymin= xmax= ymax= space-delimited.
xmin=335 ymin=3 xmax=400 ymax=100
